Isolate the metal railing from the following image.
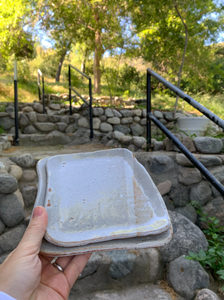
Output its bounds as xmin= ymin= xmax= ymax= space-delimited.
xmin=146 ymin=68 xmax=224 ymax=196
xmin=37 ymin=69 xmax=45 ymax=114
xmin=68 ymin=64 xmax=93 ymax=139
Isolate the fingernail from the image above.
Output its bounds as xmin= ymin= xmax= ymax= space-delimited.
xmin=33 ymin=206 xmax=43 ymax=218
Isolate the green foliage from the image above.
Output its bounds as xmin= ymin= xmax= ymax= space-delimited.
xmin=0 ymin=104 xmax=6 ymax=112
xmin=0 ymin=126 xmax=5 ymax=135
xmin=186 ymin=207 xmax=224 ymax=285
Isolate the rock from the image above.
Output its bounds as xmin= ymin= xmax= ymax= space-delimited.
xmin=9 ymin=165 xmax=23 ymax=181
xmin=19 ymin=114 xmax=30 ymax=127
xmin=157 ymin=180 xmax=172 ymax=196
xmin=178 ymin=167 xmax=202 ymax=185
xmin=106 ymin=139 xmax=121 ymax=148
xmin=194 ymin=137 xmax=223 ymax=154
xmin=5 ymin=106 xmax=14 ymax=114
xmin=134 ymin=116 xmax=140 ymax=123
xmin=154 ymin=111 xmax=164 ymax=119
xmin=93 ymin=118 xmax=101 ymax=130
xmin=164 ymin=134 xmax=181 ymax=152
xmin=99 ymin=123 xmax=113 ymax=133
xmin=36 ymin=113 xmax=48 ymax=122
xmin=199 ymin=155 xmax=222 ymax=167
xmin=48 ymin=115 xmax=61 ymax=123
xmin=78 ymin=117 xmax=89 ymax=128
xmin=0 ymin=194 xmax=24 ymax=227
xmin=14 ymin=189 xmax=24 ymax=208
xmin=57 ymin=122 xmax=67 ymax=132
xmin=93 ymin=107 xmax=104 ymax=117
xmin=22 ymin=106 xmax=33 ymax=113
xmin=21 ymin=186 xmax=37 ymax=207
xmin=164 ymin=112 xmax=174 ymax=121
xmin=74 ymin=284 xmax=173 ymax=300
xmin=194 ymin=289 xmax=221 ymax=300
xmin=49 ymin=103 xmax=61 ymax=110
xmin=211 ymin=183 xmax=224 ymax=198
xmin=140 ymin=118 xmax=147 ymax=126
xmin=154 ymin=141 xmax=164 ymax=151
xmin=114 ymin=125 xmax=131 ymax=135
xmin=119 ymin=135 xmax=133 ymax=144
xmin=175 ymin=205 xmax=197 ymax=223
xmin=207 ymin=165 xmax=224 ymax=183
xmin=163 ymin=196 xmax=175 ymax=211
xmin=120 ymin=110 xmax=133 ymax=117
xmin=0 ymin=218 xmax=5 ymax=235
xmin=10 ymin=154 xmax=36 ymax=168
xmin=176 ymin=153 xmax=194 ymax=167
xmin=182 ymin=137 xmax=197 ymax=153
xmin=33 ymin=103 xmax=43 ymax=113
xmin=160 ymin=118 xmax=167 ymax=125
xmin=23 ymin=125 xmax=38 ymax=134
xmin=189 ymin=181 xmax=212 ymax=207
xmin=113 ymin=109 xmax=122 ymax=118
xmin=100 ymin=115 xmax=107 ymax=122
xmin=79 ymin=253 xmax=102 ymax=279
xmin=107 ymin=250 xmax=136 ymax=279
xmin=121 ymin=117 xmax=133 ymax=125
xmin=167 ymin=255 xmax=209 ymax=300
xmin=0 ymin=116 xmax=14 ymax=130
xmin=107 ymin=117 xmax=120 ymax=125
xmin=159 ymin=211 xmax=208 ymax=263
xmin=34 ymin=122 xmax=55 ymax=132
xmin=143 ymin=109 xmax=147 ymax=118
xmin=128 ymin=144 xmax=138 ymax=152
xmin=27 ymin=111 xmax=37 ymax=123
xmin=105 ymin=108 xmax=114 ymax=117
xmin=113 ymin=131 xmax=124 ymax=140
xmin=149 ymin=155 xmax=175 ymax=175
xmin=132 ymin=136 xmax=146 ymax=148
xmin=60 ymin=115 xmax=70 ymax=124
xmin=0 ymin=224 xmax=26 ymax=254
xmin=130 ymin=123 xmax=144 ymax=136
xmin=0 ymin=174 xmax=18 ymax=194
xmin=65 ymin=125 xmax=76 ymax=133
xmin=20 ymin=169 xmax=37 ymax=182
xmin=132 ymin=109 xmax=142 ymax=117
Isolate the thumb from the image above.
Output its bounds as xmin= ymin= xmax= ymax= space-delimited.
xmin=19 ymin=206 xmax=48 ymax=254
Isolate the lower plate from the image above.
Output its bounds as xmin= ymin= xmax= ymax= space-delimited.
xmin=34 ymin=156 xmax=172 ymax=257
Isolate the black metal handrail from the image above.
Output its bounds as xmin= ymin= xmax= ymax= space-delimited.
xmin=68 ymin=64 xmax=93 ymax=139
xmin=37 ymin=69 xmax=45 ymax=114
xmin=146 ymin=68 xmax=224 ymax=196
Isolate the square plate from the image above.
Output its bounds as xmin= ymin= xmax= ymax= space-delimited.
xmin=43 ymin=149 xmax=170 ymax=247
xmin=34 ymin=155 xmax=172 ymax=256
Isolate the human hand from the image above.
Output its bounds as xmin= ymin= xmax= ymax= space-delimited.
xmin=0 ymin=206 xmax=91 ymax=300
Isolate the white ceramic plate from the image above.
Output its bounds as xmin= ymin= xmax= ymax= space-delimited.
xmin=44 ymin=149 xmax=170 ymax=247
xmin=34 ymin=156 xmax=172 ymax=256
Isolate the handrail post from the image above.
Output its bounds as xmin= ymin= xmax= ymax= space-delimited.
xmin=42 ymin=76 xmax=45 ymax=114
xmin=69 ymin=65 xmax=72 ymax=115
xmin=89 ymin=78 xmax=93 ymax=139
xmin=14 ymin=60 xmax=19 ymax=145
xmin=38 ymin=73 xmax=41 ymax=102
xmin=146 ymin=72 xmax=151 ymax=151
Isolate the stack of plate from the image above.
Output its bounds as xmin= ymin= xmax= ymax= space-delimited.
xmin=33 ymin=149 xmax=172 ymax=257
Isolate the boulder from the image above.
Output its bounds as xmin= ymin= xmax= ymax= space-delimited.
xmin=130 ymin=123 xmax=144 ymax=136
xmin=93 ymin=118 xmax=101 ymax=130
xmin=163 ymin=196 xmax=175 ymax=211
xmin=78 ymin=117 xmax=89 ymax=128
xmin=10 ymin=154 xmax=37 ymax=168
xmin=36 ymin=113 xmax=48 ymax=122
xmin=0 ymin=193 xmax=24 ymax=227
xmin=100 ymin=115 xmax=107 ymax=122
xmin=60 ymin=115 xmax=70 ymax=124
xmin=176 ymin=153 xmax=194 ymax=167
xmin=120 ymin=110 xmax=133 ymax=117
xmin=9 ymin=165 xmax=23 ymax=181
xmin=199 ymin=155 xmax=222 ymax=167
xmin=22 ymin=106 xmax=33 ymax=113
xmin=19 ymin=114 xmax=29 ymax=127
xmin=149 ymin=155 xmax=175 ymax=175
xmin=194 ymin=137 xmax=223 ymax=154
xmin=65 ymin=125 xmax=76 ymax=133
xmin=113 ymin=131 xmax=124 ymax=140
xmin=164 ymin=134 xmax=181 ymax=152
xmin=182 ymin=137 xmax=197 ymax=153
xmin=132 ymin=136 xmax=146 ymax=148
xmin=107 ymin=117 xmax=120 ymax=125
xmin=21 ymin=186 xmax=37 ymax=207
xmin=140 ymin=118 xmax=147 ymax=126
xmin=105 ymin=108 xmax=114 ymax=118
xmin=159 ymin=211 xmax=208 ymax=263
xmin=0 ymin=224 xmax=26 ymax=255
xmin=34 ymin=122 xmax=55 ymax=132
xmin=23 ymin=125 xmax=38 ymax=134
xmin=178 ymin=167 xmax=202 ymax=185
xmin=113 ymin=109 xmax=122 ymax=118
xmin=133 ymin=116 xmax=140 ymax=123
xmin=0 ymin=218 xmax=5 ymax=235
xmin=164 ymin=112 xmax=174 ymax=121
xmin=49 ymin=103 xmax=61 ymax=110
xmin=57 ymin=122 xmax=67 ymax=132
xmin=194 ymin=289 xmax=221 ymax=300
xmin=20 ymin=169 xmax=37 ymax=182
xmin=154 ymin=141 xmax=163 ymax=151
xmin=132 ymin=109 xmax=142 ymax=117
xmin=175 ymin=205 xmax=197 ymax=223
xmin=207 ymin=165 xmax=224 ymax=183
xmin=48 ymin=115 xmax=61 ymax=123
xmin=93 ymin=107 xmax=104 ymax=117
xmin=114 ymin=125 xmax=131 ymax=135
xmin=0 ymin=174 xmax=18 ymax=194
xmin=119 ymin=136 xmax=133 ymax=145
xmin=154 ymin=111 xmax=164 ymax=119
xmin=27 ymin=111 xmax=37 ymax=123
xmin=169 ymin=183 xmax=190 ymax=207
xmin=99 ymin=123 xmax=113 ymax=133
xmin=167 ymin=255 xmax=209 ymax=300
xmin=189 ymin=181 xmax=212 ymax=207
xmin=33 ymin=103 xmax=43 ymax=113
xmin=157 ymin=180 xmax=172 ymax=196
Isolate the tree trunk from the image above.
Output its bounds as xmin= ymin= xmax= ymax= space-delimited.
xmin=55 ymin=50 xmax=66 ymax=82
xmin=81 ymin=48 xmax=88 ymax=74
xmin=173 ymin=0 xmax=188 ymax=118
xmin=93 ymin=11 xmax=102 ymax=94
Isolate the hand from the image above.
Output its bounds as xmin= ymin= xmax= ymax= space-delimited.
xmin=0 ymin=206 xmax=91 ymax=300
